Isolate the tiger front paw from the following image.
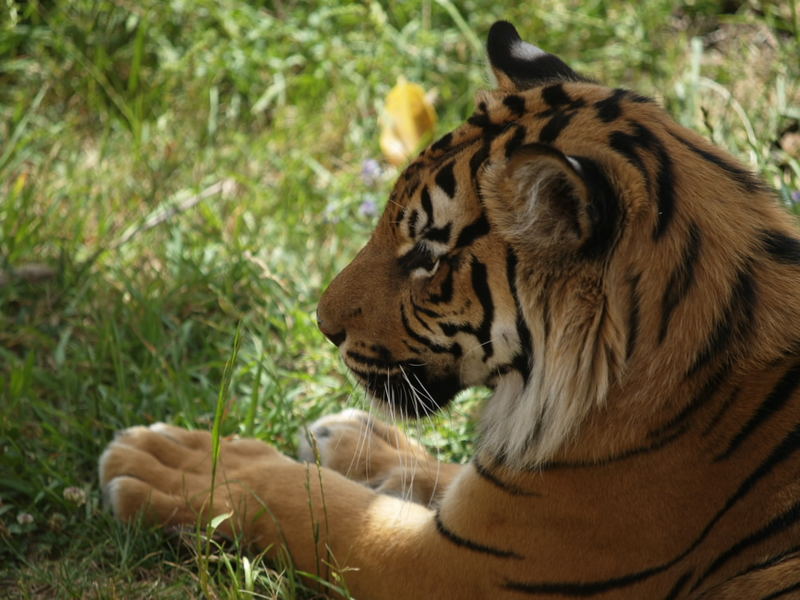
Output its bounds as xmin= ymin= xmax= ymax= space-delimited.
xmin=297 ymin=409 xmax=458 ymax=505
xmin=98 ymin=423 xmax=283 ymax=530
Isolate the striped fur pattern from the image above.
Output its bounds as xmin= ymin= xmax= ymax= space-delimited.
xmin=100 ymin=21 xmax=800 ymax=599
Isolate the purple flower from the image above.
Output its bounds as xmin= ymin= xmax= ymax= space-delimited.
xmin=359 ymin=199 xmax=378 ymax=217
xmin=361 ymin=159 xmax=381 ymax=185
xmin=792 ymin=190 xmax=800 ymax=205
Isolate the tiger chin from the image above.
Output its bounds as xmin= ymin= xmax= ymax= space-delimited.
xmin=99 ymin=21 xmax=800 ymax=599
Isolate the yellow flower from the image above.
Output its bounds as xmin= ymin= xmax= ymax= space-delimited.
xmin=379 ymin=78 xmax=437 ymax=166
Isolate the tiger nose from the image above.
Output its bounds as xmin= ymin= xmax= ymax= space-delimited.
xmin=316 ymin=308 xmax=346 ymax=347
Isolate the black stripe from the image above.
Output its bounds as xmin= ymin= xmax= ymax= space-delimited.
xmin=435 ymin=512 xmax=523 ymax=559
xmin=399 ymin=304 xmax=461 ymax=356
xmin=761 ymin=230 xmax=800 ymax=265
xmin=538 ymin=424 xmax=686 ymax=471
xmin=469 ymin=137 xmax=494 ymax=180
xmin=650 ymin=363 xmax=731 ymax=440
xmin=659 ymin=222 xmax=702 ymax=344
xmin=420 ymin=186 xmax=433 ymax=225
xmin=695 ymin=499 xmax=800 ymax=589
xmin=515 ymin=422 xmax=800 ymax=597
xmin=428 ymin=266 xmax=454 ymax=304
xmin=430 ymin=132 xmax=453 ymax=153
xmin=411 ymin=302 xmax=441 ymax=319
xmin=407 ymin=209 xmax=419 ymax=239
xmin=668 ymin=129 xmax=766 ymax=193
xmin=507 ymin=248 xmax=533 ymax=379
xmin=539 ymin=110 xmax=576 ymax=144
xmin=470 ymin=257 xmax=494 ymax=359
xmin=492 ymin=363 xmax=513 ymax=378
xmin=629 ymin=92 xmax=653 ymax=103
xmin=504 ymin=559 xmax=674 ymax=596
xmin=455 ymin=214 xmax=491 ymax=248
xmin=689 ymin=423 xmax=800 ymax=591
xmin=411 ymin=302 xmax=436 ymax=334
xmin=574 ymin=156 xmax=622 ymax=259
xmin=439 ymin=258 xmax=495 ymax=359
xmin=503 ymin=94 xmax=526 ymax=116
xmin=687 ymin=266 xmax=756 ymax=377
xmin=504 ymin=124 xmax=527 ymax=158
xmin=468 ymin=119 xmax=516 ymax=185
xmin=540 ymin=283 xmax=552 ymax=342
xmin=626 ymin=272 xmax=642 ymax=361
xmin=423 ymin=224 xmax=452 ymax=244
xmin=398 ymin=245 xmax=437 ymax=273
xmin=346 ymin=349 xmax=397 ymax=370
xmin=435 ymin=161 xmax=457 ymax=199
xmin=467 ymin=112 xmax=492 ymax=129
xmin=401 ymin=340 xmax=424 ymax=354
xmin=425 ymin=136 xmax=482 ymax=166
xmin=663 ymin=571 xmax=692 ymax=600
xmin=350 ymin=366 xmax=379 ymax=383
xmin=472 ymin=457 xmax=538 ymax=496
xmin=715 ymin=363 xmax=800 ymax=461
xmin=643 ymin=125 xmax=676 ymax=241
xmin=541 ymin=83 xmax=579 ymax=108
xmin=609 ymin=121 xmax=675 ymax=239
xmin=762 ymin=581 xmax=800 ymax=600
xmin=702 ymin=386 xmax=742 ymax=437
xmin=467 ymin=114 xmax=507 ymax=140
xmin=610 ymin=130 xmax=651 ymax=188
xmin=594 ymin=88 xmax=628 ymax=123
xmin=402 ymin=160 xmax=421 ymax=180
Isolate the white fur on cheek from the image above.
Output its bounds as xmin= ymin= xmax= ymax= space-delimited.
xmin=478 ymin=373 xmax=527 ymax=459
xmin=479 ymin=286 xmax=626 ymax=466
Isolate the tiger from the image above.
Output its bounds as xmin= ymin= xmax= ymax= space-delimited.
xmin=99 ymin=20 xmax=800 ymax=599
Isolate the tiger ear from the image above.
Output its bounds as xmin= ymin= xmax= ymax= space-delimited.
xmin=487 ymin=21 xmax=585 ymax=91
xmin=483 ymin=143 xmax=619 ymax=259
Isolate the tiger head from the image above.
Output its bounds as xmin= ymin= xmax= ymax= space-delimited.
xmin=317 ymin=21 xmax=800 ymax=466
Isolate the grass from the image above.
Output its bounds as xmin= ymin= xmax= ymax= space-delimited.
xmin=1 ymin=0 xmax=798 ymax=597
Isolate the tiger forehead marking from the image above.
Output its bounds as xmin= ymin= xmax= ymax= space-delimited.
xmin=395 ymin=150 xmax=484 ymax=251
xmin=394 ymin=82 xmax=636 ymax=259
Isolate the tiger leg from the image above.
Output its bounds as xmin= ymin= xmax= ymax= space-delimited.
xmin=99 ymin=423 xmax=486 ymax=599
xmin=297 ymin=409 xmax=463 ymax=506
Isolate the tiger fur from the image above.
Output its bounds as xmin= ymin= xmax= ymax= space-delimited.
xmin=99 ymin=21 xmax=800 ymax=599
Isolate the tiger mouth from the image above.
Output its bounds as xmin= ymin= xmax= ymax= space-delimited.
xmin=349 ymin=362 xmax=462 ymax=417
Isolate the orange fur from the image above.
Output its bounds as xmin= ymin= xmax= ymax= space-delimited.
xmin=100 ymin=22 xmax=800 ymax=598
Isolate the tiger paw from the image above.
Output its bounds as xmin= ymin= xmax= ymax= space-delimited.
xmin=297 ymin=409 xmax=460 ymax=505
xmin=98 ymin=423 xmax=284 ymax=528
